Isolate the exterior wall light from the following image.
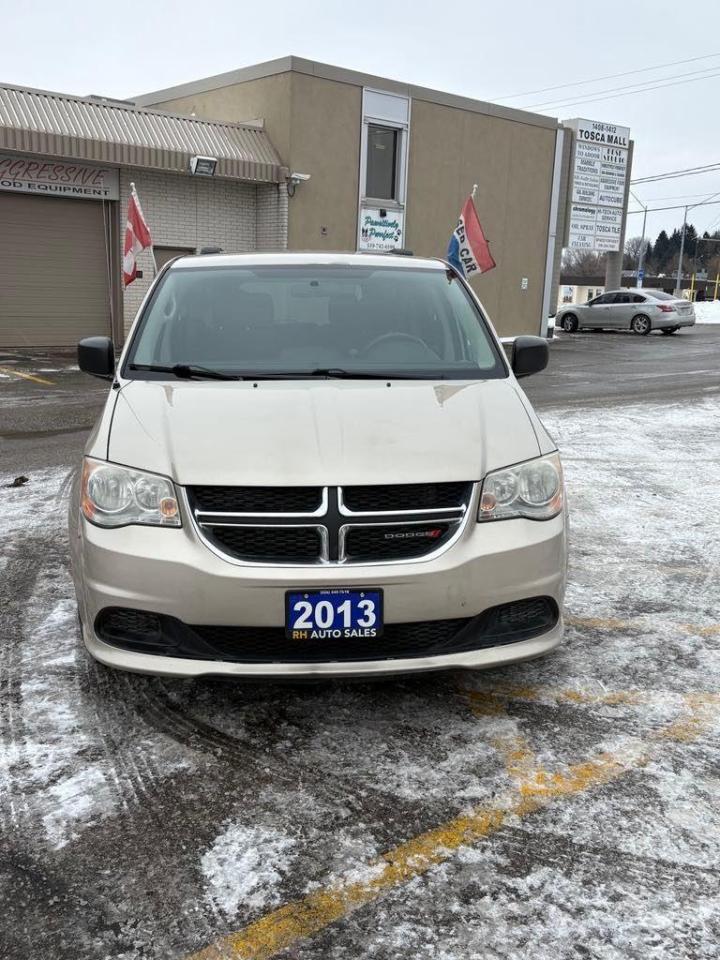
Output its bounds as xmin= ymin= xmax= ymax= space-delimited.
xmin=287 ymin=171 xmax=311 ymax=197
xmin=189 ymin=156 xmax=218 ymax=176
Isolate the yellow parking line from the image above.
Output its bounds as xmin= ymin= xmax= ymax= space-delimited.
xmin=565 ymin=614 xmax=633 ymax=630
xmin=185 ymin=698 xmax=718 ymax=960
xmin=657 ymin=692 xmax=720 ymax=742
xmin=463 ymin=683 xmax=646 ymax=710
xmin=0 ymin=365 xmax=54 ymax=386
xmin=566 ymin=614 xmax=720 ymax=639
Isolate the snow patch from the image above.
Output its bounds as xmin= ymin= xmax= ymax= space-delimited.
xmin=693 ymin=300 xmax=720 ymax=324
xmin=201 ymin=823 xmax=297 ymax=916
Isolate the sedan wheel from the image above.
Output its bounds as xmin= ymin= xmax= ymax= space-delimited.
xmin=561 ymin=314 xmax=579 ymax=333
xmin=631 ymin=314 xmax=651 ymax=335
xmin=661 ymin=327 xmax=679 ymax=335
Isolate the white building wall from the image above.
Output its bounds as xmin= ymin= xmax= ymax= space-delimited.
xmin=120 ymin=170 xmax=286 ymax=333
xmin=557 ymin=284 xmax=605 ymax=310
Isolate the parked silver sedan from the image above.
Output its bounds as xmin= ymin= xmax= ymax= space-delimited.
xmin=556 ymin=289 xmax=696 ymax=335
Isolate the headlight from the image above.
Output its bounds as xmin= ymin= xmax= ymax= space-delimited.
xmin=478 ymin=452 xmax=563 ymax=521
xmin=81 ymin=458 xmax=181 ymax=528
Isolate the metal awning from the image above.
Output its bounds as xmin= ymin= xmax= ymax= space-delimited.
xmin=0 ymin=83 xmax=286 ymax=183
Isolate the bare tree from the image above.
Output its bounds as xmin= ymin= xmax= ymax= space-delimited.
xmin=623 ymin=236 xmax=645 ymax=270
xmin=561 ymin=248 xmax=606 ymax=274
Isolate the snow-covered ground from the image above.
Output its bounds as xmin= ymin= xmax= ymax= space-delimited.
xmin=693 ymin=299 xmax=720 ymax=324
xmin=1 ymin=396 xmax=719 ymax=959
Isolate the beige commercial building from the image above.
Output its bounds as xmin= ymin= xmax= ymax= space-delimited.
xmin=1 ymin=58 xmax=599 ymax=347
xmin=0 ymin=84 xmax=287 ymax=348
xmin=137 ymin=57 xmax=570 ymax=339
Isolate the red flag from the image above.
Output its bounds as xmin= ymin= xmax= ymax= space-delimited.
xmin=447 ymin=187 xmax=496 ymax=279
xmin=123 ymin=184 xmax=153 ymax=287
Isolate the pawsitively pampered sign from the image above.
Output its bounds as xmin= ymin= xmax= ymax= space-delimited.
xmin=0 ymin=155 xmax=119 ymax=201
xmin=358 ymin=207 xmax=404 ymax=251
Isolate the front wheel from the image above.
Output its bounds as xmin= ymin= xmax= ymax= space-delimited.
xmin=661 ymin=326 xmax=679 ymax=335
xmin=631 ymin=314 xmax=652 ymax=335
xmin=561 ymin=314 xmax=579 ymax=333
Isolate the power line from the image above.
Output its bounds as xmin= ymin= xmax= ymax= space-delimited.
xmin=644 ymin=191 xmax=720 ymax=201
xmin=528 ymin=65 xmax=720 ymax=109
xmin=526 ymin=67 xmax=720 ymax=110
xmin=632 ymin=162 xmax=720 ymax=185
xmin=627 ymin=198 xmax=720 ymax=214
xmin=490 ymin=52 xmax=720 ymax=101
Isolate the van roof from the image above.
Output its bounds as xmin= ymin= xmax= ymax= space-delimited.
xmin=169 ymin=251 xmax=446 ymax=270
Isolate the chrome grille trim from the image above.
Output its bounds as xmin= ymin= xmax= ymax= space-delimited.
xmin=338 ymin=518 xmax=465 ymax=564
xmin=182 ymin=483 xmax=477 ymax=567
xmin=338 ymin=487 xmax=466 ymax=518
xmin=194 ymin=487 xmax=329 ymax=522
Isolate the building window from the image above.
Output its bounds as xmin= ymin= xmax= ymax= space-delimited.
xmin=366 ymin=125 xmax=399 ymax=201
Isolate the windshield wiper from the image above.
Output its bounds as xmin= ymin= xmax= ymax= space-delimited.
xmin=308 ymin=368 xmax=441 ymax=380
xmin=128 ymin=363 xmax=242 ymax=381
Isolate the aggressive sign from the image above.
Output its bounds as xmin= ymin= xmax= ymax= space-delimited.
xmin=0 ymin=154 xmax=119 ymax=201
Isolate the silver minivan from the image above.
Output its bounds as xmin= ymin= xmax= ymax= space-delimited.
xmin=69 ymin=252 xmax=567 ymax=680
xmin=556 ymin=288 xmax=696 ymax=335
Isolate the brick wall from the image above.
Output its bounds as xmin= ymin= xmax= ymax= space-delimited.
xmin=119 ymin=170 xmax=287 ymax=334
xmin=256 ymin=182 xmax=288 ymax=251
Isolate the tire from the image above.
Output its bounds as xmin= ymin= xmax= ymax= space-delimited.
xmin=561 ymin=314 xmax=579 ymax=333
xmin=661 ymin=327 xmax=679 ymax=335
xmin=631 ymin=314 xmax=652 ymax=335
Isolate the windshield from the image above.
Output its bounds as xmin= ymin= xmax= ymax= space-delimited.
xmin=124 ymin=265 xmax=506 ymax=380
xmin=647 ymin=290 xmax=676 ymax=301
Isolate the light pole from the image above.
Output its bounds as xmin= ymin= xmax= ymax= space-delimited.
xmin=673 ymin=190 xmax=720 ymax=295
xmin=692 ymin=236 xmax=720 ymax=300
xmin=630 ymin=190 xmax=648 ymax=286
xmin=675 ymin=205 xmax=689 ymax=296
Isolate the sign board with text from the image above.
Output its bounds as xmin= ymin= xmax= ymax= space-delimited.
xmin=565 ymin=120 xmax=630 ymax=252
xmin=0 ymin=154 xmax=119 ymax=201
xmin=358 ymin=207 xmax=404 ymax=251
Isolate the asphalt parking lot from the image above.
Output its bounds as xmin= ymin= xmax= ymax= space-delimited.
xmin=1 ymin=327 xmax=719 ymax=959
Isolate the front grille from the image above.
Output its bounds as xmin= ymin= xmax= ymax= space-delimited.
xmin=207 ymin=526 xmax=322 ymax=564
xmin=96 ymin=597 xmax=559 ymax=664
xmin=188 ymin=483 xmax=474 ymax=565
xmin=342 ymin=482 xmax=471 ymax=513
xmin=189 ymin=486 xmax=322 ymax=514
xmin=343 ymin=522 xmax=455 ymax=562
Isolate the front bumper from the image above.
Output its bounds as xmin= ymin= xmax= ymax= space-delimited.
xmin=82 ymin=618 xmax=563 ymax=678
xmin=71 ymin=505 xmax=567 ymax=678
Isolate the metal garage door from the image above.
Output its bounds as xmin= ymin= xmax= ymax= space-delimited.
xmin=0 ymin=192 xmax=112 ymax=347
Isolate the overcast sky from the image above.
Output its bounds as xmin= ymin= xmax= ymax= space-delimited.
xmin=3 ymin=0 xmax=720 ymax=246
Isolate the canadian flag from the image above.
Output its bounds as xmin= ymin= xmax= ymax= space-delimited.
xmin=123 ymin=183 xmax=153 ymax=287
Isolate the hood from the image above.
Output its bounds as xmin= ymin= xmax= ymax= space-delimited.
xmin=107 ymin=378 xmax=541 ymax=486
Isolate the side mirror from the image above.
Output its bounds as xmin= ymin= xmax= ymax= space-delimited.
xmin=511 ymin=335 xmax=548 ymax=379
xmin=78 ymin=336 xmax=115 ymax=380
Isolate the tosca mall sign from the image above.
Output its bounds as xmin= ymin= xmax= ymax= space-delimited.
xmin=565 ymin=119 xmax=630 ymax=252
xmin=0 ymin=155 xmax=119 ymax=200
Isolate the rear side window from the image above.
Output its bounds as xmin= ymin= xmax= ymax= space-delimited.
xmin=614 ymin=293 xmax=631 ymax=304
xmin=632 ymin=295 xmax=645 ymax=303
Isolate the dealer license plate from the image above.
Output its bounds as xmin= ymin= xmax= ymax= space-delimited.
xmin=285 ymin=589 xmax=383 ymax=640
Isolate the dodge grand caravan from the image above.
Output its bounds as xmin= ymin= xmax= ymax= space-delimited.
xmin=69 ymin=253 xmax=567 ymax=678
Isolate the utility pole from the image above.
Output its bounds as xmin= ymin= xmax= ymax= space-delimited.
xmin=672 ymin=190 xmax=720 ymax=294
xmin=630 ymin=190 xmax=648 ymax=287
xmin=692 ymin=236 xmax=720 ymax=299
xmin=675 ymin=205 xmax=688 ymax=296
